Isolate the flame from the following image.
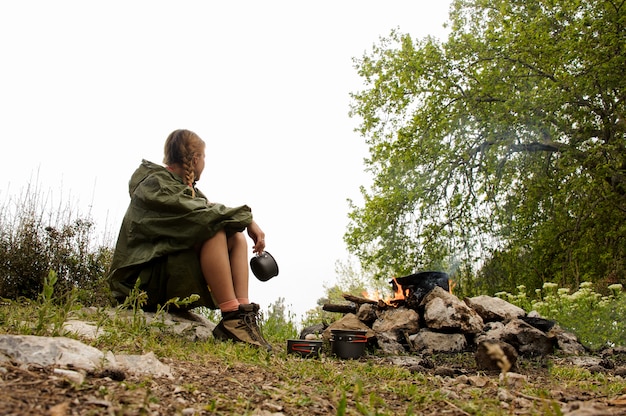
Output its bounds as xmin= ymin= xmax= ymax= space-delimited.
xmin=449 ymin=279 xmax=457 ymax=294
xmin=361 ymin=278 xmax=406 ymax=305
xmin=392 ymin=278 xmax=405 ymax=300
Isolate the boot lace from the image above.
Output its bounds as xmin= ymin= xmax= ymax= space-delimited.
xmin=240 ymin=311 xmax=267 ymax=344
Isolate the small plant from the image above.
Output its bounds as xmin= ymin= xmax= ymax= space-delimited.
xmin=152 ymin=294 xmax=201 ymax=323
xmin=261 ymin=297 xmax=299 ymax=342
xmin=34 ymin=269 xmax=78 ymax=336
xmin=114 ymin=279 xmax=149 ymax=334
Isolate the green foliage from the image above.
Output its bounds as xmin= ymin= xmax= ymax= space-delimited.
xmin=346 ymin=0 xmax=626 ymax=291
xmin=0 ymin=182 xmax=113 ymax=305
xmin=34 ymin=269 xmax=78 ymax=336
xmin=260 ymin=297 xmax=299 ymax=342
xmin=497 ymin=282 xmax=626 ymax=349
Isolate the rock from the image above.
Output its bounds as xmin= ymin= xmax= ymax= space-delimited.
xmin=478 ymin=319 xmax=554 ymax=356
xmin=475 ymin=340 xmax=518 ymax=372
xmin=499 ymin=372 xmax=527 ymax=389
xmin=565 ymin=356 xmax=603 ymax=368
xmin=62 ymin=320 xmax=105 ymax=340
xmin=464 ymin=295 xmax=526 ymax=322
xmin=0 ymin=335 xmax=115 ymax=371
xmin=410 ymin=329 xmax=467 ymax=353
xmin=547 ymin=325 xmax=586 ymax=355
xmin=421 ymin=287 xmax=484 ymax=334
xmin=375 ymin=331 xmax=406 ymax=355
xmin=322 ymin=313 xmax=375 ymax=341
xmin=433 ymin=367 xmax=458 ymax=377
xmin=356 ymin=304 xmax=378 ymax=324
xmin=300 ymin=323 xmax=326 ymax=340
xmin=0 ymin=334 xmax=172 ymax=377
xmin=372 ymin=307 xmax=419 ymax=334
xmin=65 ymin=308 xmax=217 ymax=342
xmin=53 ymin=368 xmax=86 ymax=385
xmin=386 ymin=356 xmax=430 ymax=368
xmin=115 ymin=351 xmax=172 ymax=378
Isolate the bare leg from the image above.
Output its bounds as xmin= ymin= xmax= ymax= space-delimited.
xmin=227 ymin=232 xmax=249 ymax=301
xmin=199 ymin=229 xmax=236 ymax=305
xmin=206 ymin=231 xmax=271 ymax=350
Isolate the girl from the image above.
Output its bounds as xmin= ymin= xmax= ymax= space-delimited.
xmin=108 ymin=129 xmax=271 ymax=350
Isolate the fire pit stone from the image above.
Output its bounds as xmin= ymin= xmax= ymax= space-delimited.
xmin=464 ymin=295 xmax=526 ymax=322
xmin=410 ymin=329 xmax=467 ymax=353
xmin=422 ymin=287 xmax=484 ymax=334
xmin=311 ymin=270 xmax=586 ymax=362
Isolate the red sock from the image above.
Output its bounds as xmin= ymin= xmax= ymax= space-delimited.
xmin=219 ymin=299 xmax=240 ymax=313
xmin=237 ymin=297 xmax=250 ymax=305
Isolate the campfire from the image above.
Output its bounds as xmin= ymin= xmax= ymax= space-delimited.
xmin=313 ymin=270 xmax=586 ymax=368
xmin=329 ymin=271 xmax=453 ymax=312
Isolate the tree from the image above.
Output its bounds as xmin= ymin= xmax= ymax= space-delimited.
xmin=345 ymin=0 xmax=626 ymax=295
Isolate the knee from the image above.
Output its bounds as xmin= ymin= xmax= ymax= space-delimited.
xmin=198 ymin=229 xmax=226 ymax=252
xmin=227 ymin=231 xmax=247 ymax=250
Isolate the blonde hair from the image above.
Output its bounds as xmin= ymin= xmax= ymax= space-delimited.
xmin=163 ymin=129 xmax=205 ymax=195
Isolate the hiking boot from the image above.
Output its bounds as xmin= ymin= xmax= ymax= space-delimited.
xmin=213 ymin=304 xmax=272 ymax=351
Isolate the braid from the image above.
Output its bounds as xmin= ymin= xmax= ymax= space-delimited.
xmin=182 ymin=154 xmax=196 ymax=196
xmin=163 ymin=129 xmax=205 ymax=198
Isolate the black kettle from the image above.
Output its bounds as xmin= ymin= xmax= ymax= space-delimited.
xmin=250 ymin=251 xmax=279 ymax=282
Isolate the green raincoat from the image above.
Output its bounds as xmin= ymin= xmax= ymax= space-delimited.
xmin=108 ymin=160 xmax=253 ymax=310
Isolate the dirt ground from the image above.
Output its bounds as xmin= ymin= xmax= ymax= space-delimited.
xmin=2 ymin=351 xmax=626 ymax=416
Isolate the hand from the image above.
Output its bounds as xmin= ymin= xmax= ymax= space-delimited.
xmin=246 ymin=220 xmax=266 ymax=254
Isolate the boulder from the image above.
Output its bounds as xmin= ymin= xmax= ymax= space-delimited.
xmin=421 ymin=287 xmax=484 ymax=334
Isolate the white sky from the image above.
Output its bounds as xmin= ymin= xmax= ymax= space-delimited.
xmin=0 ymin=1 xmax=451 ymax=321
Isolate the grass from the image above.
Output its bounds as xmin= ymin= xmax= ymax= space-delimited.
xmin=2 ymin=284 xmax=626 ymax=415
xmin=1 ymin=184 xmax=626 ymax=414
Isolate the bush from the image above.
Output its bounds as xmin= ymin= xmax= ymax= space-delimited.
xmin=0 ymin=182 xmax=113 ymax=305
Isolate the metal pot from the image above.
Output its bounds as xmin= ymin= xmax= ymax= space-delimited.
xmin=330 ymin=329 xmax=368 ymax=359
xmin=286 ymin=339 xmax=322 ymax=358
xmin=250 ymin=251 xmax=279 ymax=282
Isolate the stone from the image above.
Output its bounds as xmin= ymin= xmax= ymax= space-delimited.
xmin=475 ymin=340 xmax=518 ymax=372
xmin=375 ymin=331 xmax=406 ymax=355
xmin=0 ymin=334 xmax=171 ymax=377
xmin=499 ymin=372 xmax=528 ymax=389
xmin=421 ymin=287 xmax=484 ymax=334
xmin=322 ymin=313 xmax=375 ymax=341
xmin=372 ymin=307 xmax=419 ymax=334
xmin=62 ymin=320 xmax=105 ymax=340
xmin=53 ymin=368 xmax=86 ymax=385
xmin=115 ymin=351 xmax=172 ymax=378
xmin=547 ymin=325 xmax=586 ymax=355
xmin=464 ymin=295 xmax=526 ymax=322
xmin=0 ymin=334 xmax=114 ymax=371
xmin=478 ymin=319 xmax=554 ymax=356
xmin=410 ymin=329 xmax=467 ymax=353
